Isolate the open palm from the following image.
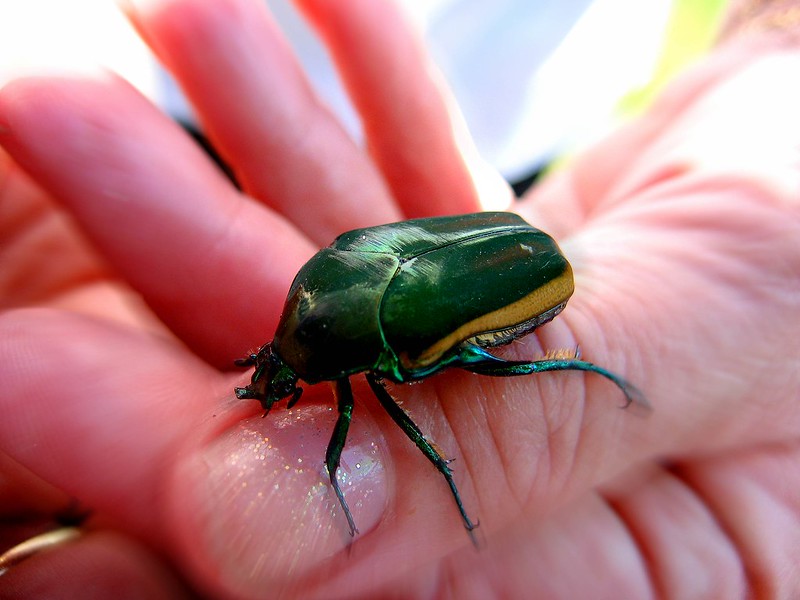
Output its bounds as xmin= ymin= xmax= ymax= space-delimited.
xmin=1 ymin=0 xmax=799 ymax=598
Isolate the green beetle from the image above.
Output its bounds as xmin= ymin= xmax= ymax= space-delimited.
xmin=236 ymin=212 xmax=645 ymax=543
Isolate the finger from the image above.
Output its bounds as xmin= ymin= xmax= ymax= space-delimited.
xmin=348 ymin=492 xmax=655 ymax=599
xmin=0 ymin=453 xmax=74 ymax=521
xmin=296 ymin=0 xmax=510 ymax=217
xmin=167 ymin=385 xmax=391 ymax=598
xmin=0 ymin=308 xmax=223 ymax=540
xmin=607 ymin=443 xmax=800 ymax=598
xmin=0 ymin=150 xmax=109 ymax=308
xmin=124 ymin=0 xmax=400 ymax=244
xmin=1 ymin=530 xmax=194 ymax=598
xmin=403 ymin=445 xmax=799 ymax=600
xmin=0 ymin=75 xmax=312 ymax=365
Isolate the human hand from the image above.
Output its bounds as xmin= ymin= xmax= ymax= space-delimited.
xmin=1 ymin=0 xmax=799 ymax=598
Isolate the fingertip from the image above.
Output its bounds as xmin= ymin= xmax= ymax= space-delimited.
xmin=293 ymin=0 xmax=486 ymax=217
xmin=172 ymin=401 xmax=389 ymax=595
xmin=0 ymin=71 xmax=122 ymax=147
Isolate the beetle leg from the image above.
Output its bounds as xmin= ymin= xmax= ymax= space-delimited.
xmin=464 ymin=356 xmax=649 ymax=413
xmin=233 ymin=354 xmax=257 ymax=367
xmin=366 ymin=374 xmax=480 ymax=546
xmin=326 ymin=377 xmax=359 ymax=537
xmin=286 ymin=387 xmax=303 ymax=410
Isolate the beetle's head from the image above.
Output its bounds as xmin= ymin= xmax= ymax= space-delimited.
xmin=235 ymin=343 xmax=301 ymax=413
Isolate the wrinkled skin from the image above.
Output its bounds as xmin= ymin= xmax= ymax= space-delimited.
xmin=1 ymin=0 xmax=799 ymax=598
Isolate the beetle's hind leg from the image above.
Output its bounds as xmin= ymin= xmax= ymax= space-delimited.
xmin=366 ymin=374 xmax=480 ymax=546
xmin=327 ymin=378 xmax=359 ymax=537
xmin=465 ymin=354 xmax=649 ymax=413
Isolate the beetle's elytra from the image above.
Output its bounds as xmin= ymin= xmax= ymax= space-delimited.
xmin=236 ymin=212 xmax=646 ymax=544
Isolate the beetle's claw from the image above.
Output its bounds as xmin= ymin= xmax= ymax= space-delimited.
xmin=464 ymin=519 xmax=481 ymax=549
xmin=234 ymin=353 xmax=258 ymax=368
xmin=234 ymin=386 xmax=253 ymax=399
xmin=286 ymin=387 xmax=303 ymax=409
xmin=618 ymin=383 xmax=651 ymax=416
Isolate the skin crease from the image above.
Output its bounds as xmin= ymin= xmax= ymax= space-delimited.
xmin=0 ymin=0 xmax=799 ymax=597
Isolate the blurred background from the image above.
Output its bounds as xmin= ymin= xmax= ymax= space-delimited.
xmin=0 ymin=0 xmax=727 ymax=192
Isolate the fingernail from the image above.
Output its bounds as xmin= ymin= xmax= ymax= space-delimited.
xmin=175 ymin=403 xmax=387 ymax=594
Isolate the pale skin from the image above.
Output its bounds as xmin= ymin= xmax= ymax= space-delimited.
xmin=1 ymin=0 xmax=799 ymax=597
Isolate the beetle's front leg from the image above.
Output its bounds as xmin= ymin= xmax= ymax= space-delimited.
xmin=326 ymin=377 xmax=359 ymax=537
xmin=366 ymin=374 xmax=479 ymax=546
